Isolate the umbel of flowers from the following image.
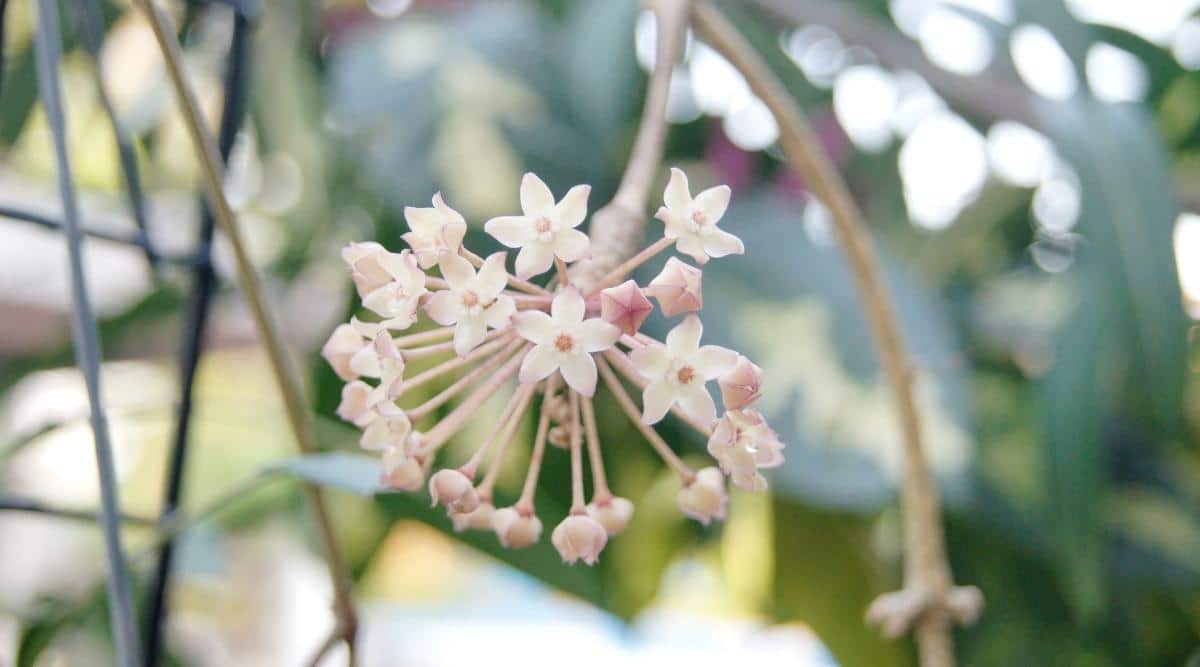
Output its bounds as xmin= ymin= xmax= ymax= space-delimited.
xmin=323 ymin=169 xmax=785 ymax=565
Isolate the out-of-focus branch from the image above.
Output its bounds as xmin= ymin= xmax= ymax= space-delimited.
xmin=134 ymin=1 xmax=359 ymax=663
xmin=0 ymin=497 xmax=157 ymax=526
xmin=570 ymin=0 xmax=692 ymax=290
xmin=0 ymin=205 xmax=193 ymax=265
xmin=691 ymin=4 xmax=982 ymax=667
xmin=738 ymin=0 xmax=1037 ymax=128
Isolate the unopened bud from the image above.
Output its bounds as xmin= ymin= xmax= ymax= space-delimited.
xmin=551 ymin=514 xmax=608 ymax=565
xmin=586 ymin=496 xmax=634 ymax=536
xmin=600 ymin=280 xmax=654 ymax=336
xmin=677 ymin=467 xmax=728 ymax=525
xmin=547 ymin=424 xmax=570 ymax=449
xmin=451 ymin=501 xmax=495 ymax=532
xmin=491 ymin=507 xmax=543 ymax=548
xmin=718 ymin=356 xmax=763 ymax=410
xmin=646 ymin=257 xmax=702 ymax=317
xmin=381 ymin=444 xmax=425 ymax=492
xmin=336 ymin=381 xmax=377 ymax=427
xmin=428 ymin=469 xmax=479 ymax=514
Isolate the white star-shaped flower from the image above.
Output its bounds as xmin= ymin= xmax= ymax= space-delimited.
xmin=514 ymin=288 xmax=620 ymax=396
xmin=629 ymin=314 xmax=737 ymax=425
xmin=484 ymin=173 xmax=592 ymax=279
xmin=403 ymin=192 xmax=468 ymax=269
xmin=655 ymin=167 xmax=744 ymax=264
xmin=424 ymin=252 xmax=516 ymax=356
xmin=357 ymin=249 xmax=428 ymax=330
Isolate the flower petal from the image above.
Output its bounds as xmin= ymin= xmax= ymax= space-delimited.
xmin=553 ymin=227 xmax=591 ymax=262
xmin=674 ymin=234 xmax=709 ymax=264
xmin=404 ymin=206 xmax=442 ymax=236
xmin=693 ymin=345 xmax=738 ymax=380
xmin=431 ymin=192 xmax=467 ymax=249
xmin=694 ymin=184 xmax=731 ymax=224
xmin=576 ymin=319 xmax=620 ymax=352
xmin=551 ymin=287 xmax=586 ymax=325
xmin=519 ymin=344 xmax=560 ymax=384
xmin=453 ymin=317 xmax=487 ymax=357
xmin=349 ymin=344 xmax=382 ymax=377
xmin=677 ymin=384 xmax=717 ymax=425
xmin=666 ymin=315 xmax=703 ymax=357
xmin=520 ymin=172 xmax=555 ymax=215
xmin=560 ymin=352 xmax=599 ymax=397
xmin=484 ymin=215 xmax=535 ymax=248
xmin=703 ymin=229 xmax=745 ymax=259
xmin=423 ymin=291 xmax=459 ymax=326
xmin=641 ymin=379 xmax=676 ymax=424
xmin=476 ymin=251 xmax=509 ymax=299
xmin=629 ymin=344 xmax=669 ymax=379
xmin=663 ymin=167 xmax=692 ymax=212
xmin=514 ymin=310 xmax=556 ymax=344
xmin=485 ymin=295 xmax=516 ymax=329
xmin=439 ymin=252 xmax=475 ymax=289
xmin=514 ymin=243 xmax=555 ymax=279
xmin=555 ymin=184 xmax=591 ymax=228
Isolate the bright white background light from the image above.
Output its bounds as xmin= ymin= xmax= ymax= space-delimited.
xmin=1011 ymin=24 xmax=1079 ymax=101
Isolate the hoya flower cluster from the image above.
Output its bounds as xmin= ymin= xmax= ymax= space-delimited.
xmin=324 ymin=169 xmax=785 ymax=565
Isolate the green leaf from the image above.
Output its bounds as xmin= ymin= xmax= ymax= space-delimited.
xmin=275 ymin=451 xmax=388 ymax=496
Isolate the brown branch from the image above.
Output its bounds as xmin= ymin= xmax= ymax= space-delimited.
xmin=738 ymin=0 xmax=1036 ymax=127
xmin=134 ymin=1 xmax=359 ymax=661
xmin=570 ymin=0 xmax=693 ymax=290
xmin=690 ymin=4 xmax=981 ymax=666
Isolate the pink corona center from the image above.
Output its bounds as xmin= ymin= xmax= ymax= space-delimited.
xmin=460 ymin=291 xmax=479 ymax=308
xmin=676 ymin=365 xmax=696 ymax=385
xmin=554 ymin=333 xmax=575 ymax=353
xmin=535 ymin=217 xmax=553 ymax=234
xmin=690 ymin=209 xmax=708 ymax=229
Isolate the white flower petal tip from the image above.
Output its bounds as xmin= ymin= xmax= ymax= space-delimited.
xmin=646 ymin=257 xmax=703 ymax=317
xmin=516 ymin=288 xmax=618 ymax=396
xmin=708 ymin=409 xmax=785 ymax=491
xmin=491 ymin=507 xmax=543 ymax=548
xmin=551 ymin=514 xmax=608 ymax=565
xmin=718 ymin=356 xmax=763 ymax=410
xmin=380 ymin=443 xmax=426 ymax=492
xmin=402 ymin=192 xmax=468 ymax=268
xmin=428 ymin=469 xmax=480 ymax=514
xmin=484 ymin=174 xmax=592 ymax=279
xmin=599 ymin=280 xmax=653 ymax=336
xmin=678 ymin=467 xmax=728 ymax=525
xmin=322 ymin=324 xmax=367 ymax=381
xmin=451 ymin=501 xmax=495 ymax=533
xmin=657 ymin=168 xmax=743 ymax=263
xmin=356 ymin=248 xmax=428 ymax=329
xmin=586 ymin=497 xmax=634 ymax=537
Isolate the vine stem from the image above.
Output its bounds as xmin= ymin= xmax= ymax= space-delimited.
xmin=691 ymin=4 xmax=981 ymax=665
xmin=135 ymin=1 xmax=359 ymax=662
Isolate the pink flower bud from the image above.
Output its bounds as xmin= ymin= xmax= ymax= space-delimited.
xmin=491 ymin=507 xmax=543 ymax=548
xmin=547 ymin=425 xmax=570 ymax=449
xmin=586 ymin=496 xmax=634 ymax=536
xmin=428 ymin=469 xmax=480 ymax=514
xmin=599 ymin=280 xmax=654 ymax=336
xmin=451 ymin=501 xmax=495 ymax=532
xmin=551 ymin=514 xmax=608 ymax=565
xmin=677 ymin=467 xmax=728 ymax=525
xmin=322 ymin=324 xmax=366 ymax=381
xmin=381 ymin=444 xmax=425 ymax=492
xmin=718 ymin=356 xmax=763 ymax=410
xmin=646 ymin=257 xmax=703 ymax=317
xmin=336 ymin=381 xmax=377 ymax=427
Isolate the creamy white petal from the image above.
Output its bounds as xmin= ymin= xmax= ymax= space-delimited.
xmin=560 ymin=352 xmax=598 ymax=397
xmin=453 ymin=317 xmax=487 ymax=357
xmin=423 ymin=291 xmax=460 ymax=326
xmin=551 ymin=287 xmax=586 ymax=325
xmin=519 ymin=344 xmax=560 ymax=384
xmin=664 ymin=167 xmax=692 ymax=212
xmin=674 ymin=234 xmax=708 ymax=264
xmin=476 ymin=252 xmax=510 ymax=299
xmin=553 ymin=227 xmax=591 ymax=262
xmin=485 ymin=296 xmax=516 ymax=329
xmin=520 ymin=172 xmax=555 ymax=215
xmin=404 ymin=206 xmax=442 ymax=236
xmin=677 ymin=383 xmax=717 ymax=425
xmin=641 ymin=379 xmax=676 ymax=424
xmin=666 ymin=315 xmax=703 ymax=357
xmin=555 ymin=184 xmax=591 ymax=228
xmin=514 ymin=242 xmax=555 ymax=279
xmin=348 ymin=344 xmax=382 ymax=377
xmin=694 ymin=184 xmax=731 ymax=224
xmin=693 ymin=345 xmax=738 ymax=380
xmin=431 ymin=192 xmax=467 ymax=249
xmin=514 ymin=310 xmax=556 ymax=344
xmin=484 ymin=215 xmax=535 ymax=248
xmin=576 ymin=319 xmax=621 ymax=352
xmin=703 ymin=229 xmax=745 ymax=259
xmin=439 ymin=252 xmax=475 ymax=289
xmin=629 ymin=344 xmax=670 ymax=378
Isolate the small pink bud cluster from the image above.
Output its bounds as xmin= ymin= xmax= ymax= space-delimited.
xmin=323 ymin=169 xmax=784 ymax=565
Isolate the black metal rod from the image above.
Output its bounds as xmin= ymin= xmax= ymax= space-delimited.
xmin=0 ymin=497 xmax=157 ymax=526
xmin=32 ymin=1 xmax=142 ymax=665
xmin=73 ymin=0 xmax=157 ymax=269
xmin=142 ymin=9 xmax=251 ymax=667
xmin=0 ymin=204 xmax=193 ymax=265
